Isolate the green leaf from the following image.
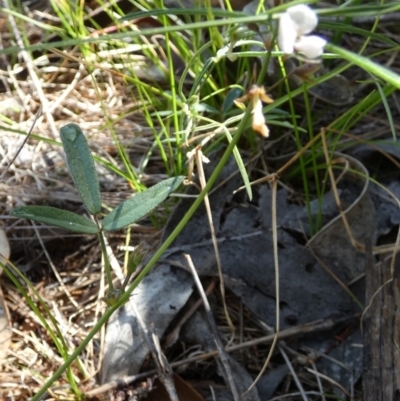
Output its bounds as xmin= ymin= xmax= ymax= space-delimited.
xmin=376 ymin=81 xmax=396 ymax=140
xmin=60 ymin=123 xmax=102 ymax=215
xmin=10 ymin=206 xmax=100 ymax=234
xmin=103 ymin=176 xmax=185 ymax=231
xmin=224 ymin=131 xmax=252 ymax=201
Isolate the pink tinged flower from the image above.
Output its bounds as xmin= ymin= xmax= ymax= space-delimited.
xmin=294 ymin=35 xmax=327 ymax=59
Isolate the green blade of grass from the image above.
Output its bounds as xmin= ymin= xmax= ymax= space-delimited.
xmin=326 ymin=43 xmax=400 ymax=89
xmin=375 ymin=81 xmax=396 ymax=140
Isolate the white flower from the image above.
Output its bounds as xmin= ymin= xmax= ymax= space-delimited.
xmin=278 ymin=4 xmax=326 ymax=59
xmin=294 ymin=35 xmax=327 ymax=59
xmin=287 ymin=4 xmax=318 ymax=35
xmin=278 ymin=12 xmax=298 ymax=54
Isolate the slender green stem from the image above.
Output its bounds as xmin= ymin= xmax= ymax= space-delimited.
xmin=278 ymin=57 xmax=312 ymax=234
xmin=95 ymin=217 xmax=114 ymax=292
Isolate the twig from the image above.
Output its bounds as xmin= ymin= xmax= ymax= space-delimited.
xmin=234 ymin=130 xmax=324 ymax=192
xmin=0 ymin=107 xmax=40 ymax=181
xmin=31 ymin=223 xmax=79 ymax=309
xmin=308 ymin=247 xmax=363 ymax=311
xmin=183 ymin=253 xmax=240 ymax=401
xmin=47 ymin=63 xmax=85 ymax=114
xmin=245 ymin=176 xmax=280 ymax=394
xmin=310 ymin=361 xmax=326 ymax=401
xmin=151 ymin=330 xmax=179 ymax=401
xmin=306 ymin=368 xmax=351 ymax=398
xmin=321 ymin=129 xmax=363 ymax=251
xmin=128 ymin=298 xmax=179 ymax=401
xmin=279 ymin=345 xmax=309 ymax=401
xmin=164 ymin=277 xmax=218 ymax=349
xmin=195 ymin=146 xmax=235 ymax=332
xmin=268 ymin=391 xmax=324 ymax=400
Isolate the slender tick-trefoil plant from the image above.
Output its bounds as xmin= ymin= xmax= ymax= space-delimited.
xmin=10 ymin=123 xmax=185 ymax=305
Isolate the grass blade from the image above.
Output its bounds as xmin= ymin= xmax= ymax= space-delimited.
xmin=326 ymin=43 xmax=400 ymax=89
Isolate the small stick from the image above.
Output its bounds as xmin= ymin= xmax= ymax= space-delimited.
xmin=128 ymin=298 xmax=179 ymax=401
xmin=245 ymin=177 xmax=280 ymax=394
xmin=164 ymin=277 xmax=218 ymax=349
xmin=0 ymin=107 xmax=40 ymax=181
xmin=183 ymin=253 xmax=240 ymax=401
xmin=306 ymin=368 xmax=351 ymax=398
xmin=195 ymin=147 xmax=235 ymax=332
xmin=31 ymin=222 xmax=79 ymax=309
xmin=279 ymin=345 xmax=309 ymax=401
xmin=310 ymin=361 xmax=326 ymax=401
